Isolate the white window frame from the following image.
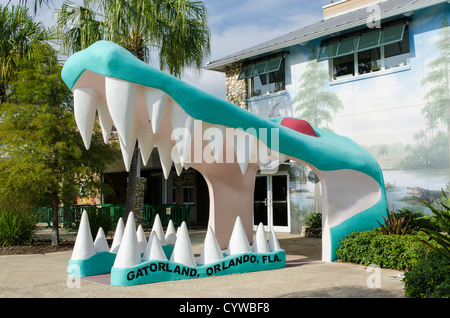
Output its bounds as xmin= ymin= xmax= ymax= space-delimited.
xmin=238 ymin=54 xmax=286 ymax=98
xmin=320 ymin=19 xmax=410 ymax=81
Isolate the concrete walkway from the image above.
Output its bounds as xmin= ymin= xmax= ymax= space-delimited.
xmin=0 ymin=226 xmax=406 ymax=298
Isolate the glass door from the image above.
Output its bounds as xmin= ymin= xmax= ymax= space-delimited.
xmin=271 ymin=175 xmax=289 ymax=230
xmin=254 ymin=176 xmax=268 ymax=226
xmin=253 ymin=174 xmax=290 ymax=232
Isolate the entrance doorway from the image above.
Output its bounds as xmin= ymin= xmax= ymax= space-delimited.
xmin=254 ymin=173 xmax=290 ymax=232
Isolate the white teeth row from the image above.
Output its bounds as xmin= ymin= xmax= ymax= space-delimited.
xmin=71 ymin=211 xmax=282 ymax=269
xmin=73 ymin=76 xmax=287 ymax=176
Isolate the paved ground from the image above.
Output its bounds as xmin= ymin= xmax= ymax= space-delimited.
xmin=0 ymin=226 xmax=406 ymax=299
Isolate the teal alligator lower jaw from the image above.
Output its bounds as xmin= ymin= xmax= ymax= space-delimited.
xmin=111 ymin=250 xmax=286 ymax=286
xmin=61 ymin=40 xmax=388 ymax=262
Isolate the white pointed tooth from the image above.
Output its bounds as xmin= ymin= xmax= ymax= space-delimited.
xmin=137 ymin=128 xmax=156 ymax=166
xmin=71 ymin=210 xmax=96 ymax=260
xmin=174 ymin=161 xmax=183 ymax=176
xmin=203 ymin=123 xmax=225 ymax=163
xmin=151 ymin=214 xmax=167 ymax=246
xmin=118 ymin=122 xmax=138 ymax=172
xmin=226 ymin=216 xmax=251 ymax=255
xmin=170 ymin=222 xmax=197 ymax=267
xmin=269 ymin=230 xmax=281 ymax=251
xmin=144 ymin=88 xmax=168 ymax=134
xmin=198 ymin=226 xmax=224 ymax=265
xmin=156 ymin=141 xmax=173 ymax=180
xmin=143 ymin=231 xmax=168 ymax=261
xmin=105 ymin=77 xmax=138 ymax=148
xmin=113 ymin=212 xmax=141 ymax=268
xmin=252 ymin=222 xmax=269 ymax=253
xmin=171 ymin=146 xmax=183 ymax=176
xmin=97 ymin=101 xmax=113 ymax=144
xmin=234 ymin=130 xmax=257 ymax=175
xmin=257 ymin=140 xmax=271 ymax=167
xmin=73 ymin=88 xmax=98 ymax=150
xmin=170 ymin=101 xmax=194 ymax=166
xmin=110 ymin=217 xmax=125 ymax=254
xmin=165 ymin=220 xmax=177 ymax=245
xmin=136 ymin=224 xmax=147 ymax=255
xmin=94 ymin=227 xmax=110 ymax=253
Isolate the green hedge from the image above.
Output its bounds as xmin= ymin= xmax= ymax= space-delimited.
xmin=335 ymin=230 xmax=427 ymax=270
xmin=403 ymin=252 xmax=450 ymax=298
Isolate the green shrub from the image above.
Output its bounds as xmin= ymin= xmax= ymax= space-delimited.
xmin=336 ymin=230 xmax=426 ymax=270
xmin=420 ymin=191 xmax=450 ymax=259
xmin=394 ymin=207 xmax=440 ymax=232
xmin=305 ymin=212 xmax=322 ymax=228
xmin=376 ymin=209 xmax=413 ymax=235
xmin=0 ymin=209 xmax=38 ymax=246
xmin=403 ymin=252 xmax=450 ymax=298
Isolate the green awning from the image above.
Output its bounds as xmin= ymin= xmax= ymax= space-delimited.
xmin=238 ymin=54 xmax=284 ymax=80
xmin=318 ymin=20 xmax=406 ymax=61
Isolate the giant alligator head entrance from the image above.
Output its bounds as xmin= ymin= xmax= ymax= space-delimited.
xmin=61 ymin=41 xmax=389 ymax=262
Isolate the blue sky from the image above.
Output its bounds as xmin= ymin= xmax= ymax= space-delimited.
xmin=7 ymin=0 xmax=331 ymax=98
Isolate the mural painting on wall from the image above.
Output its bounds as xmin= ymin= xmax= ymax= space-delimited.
xmin=290 ymin=44 xmax=344 ymax=228
xmin=356 ymin=16 xmax=449 ymax=214
xmin=287 ymin=13 xmax=449 ymax=220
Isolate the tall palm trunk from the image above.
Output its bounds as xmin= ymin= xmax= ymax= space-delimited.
xmin=123 ymin=39 xmax=145 ymax=223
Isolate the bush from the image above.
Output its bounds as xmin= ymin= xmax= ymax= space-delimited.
xmin=421 ymin=192 xmax=450 ymax=259
xmin=403 ymin=252 xmax=450 ymax=298
xmin=0 ymin=209 xmax=38 ymax=246
xmin=394 ymin=207 xmax=441 ymax=232
xmin=305 ymin=212 xmax=322 ymax=228
xmin=336 ymin=230 xmax=426 ymax=270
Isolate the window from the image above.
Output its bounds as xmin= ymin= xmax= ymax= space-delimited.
xmin=238 ymin=54 xmax=286 ymax=98
xmin=319 ymin=19 xmax=409 ymax=81
xmin=182 ymin=186 xmax=194 ymax=204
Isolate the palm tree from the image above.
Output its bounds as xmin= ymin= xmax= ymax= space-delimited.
xmin=54 ymin=0 xmax=210 ymax=222
xmin=292 ymin=44 xmax=343 ymax=129
xmin=5 ymin=1 xmax=49 ymax=14
xmin=292 ymin=44 xmax=343 ymax=214
xmin=0 ymin=4 xmax=44 ymax=103
xmin=421 ymin=17 xmax=450 ymax=182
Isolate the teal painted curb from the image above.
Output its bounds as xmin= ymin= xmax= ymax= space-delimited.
xmin=111 ymin=250 xmax=286 ymax=286
xmin=67 ymin=252 xmax=116 ymax=277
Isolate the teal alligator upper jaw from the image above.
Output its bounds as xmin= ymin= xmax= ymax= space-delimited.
xmin=61 ymin=40 xmax=384 ymax=184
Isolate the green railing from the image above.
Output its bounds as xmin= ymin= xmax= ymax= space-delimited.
xmin=36 ymin=204 xmax=191 ymax=229
xmin=143 ymin=204 xmax=191 ymax=229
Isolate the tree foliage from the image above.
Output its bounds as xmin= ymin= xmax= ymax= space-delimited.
xmin=53 ymin=0 xmax=211 ymax=77
xmin=0 ymin=4 xmax=45 ymax=102
xmin=0 ymin=42 xmax=118 ymax=236
xmin=292 ymin=44 xmax=343 ymax=129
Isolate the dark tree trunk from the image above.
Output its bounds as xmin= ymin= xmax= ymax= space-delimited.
xmin=51 ymin=191 xmax=59 ymax=246
xmin=123 ymin=142 xmax=139 ymax=223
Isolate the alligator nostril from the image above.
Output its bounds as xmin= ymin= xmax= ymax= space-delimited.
xmin=280 ymin=117 xmax=318 ymax=137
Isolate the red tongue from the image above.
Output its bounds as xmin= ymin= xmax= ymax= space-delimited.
xmin=280 ymin=118 xmax=318 ymax=137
